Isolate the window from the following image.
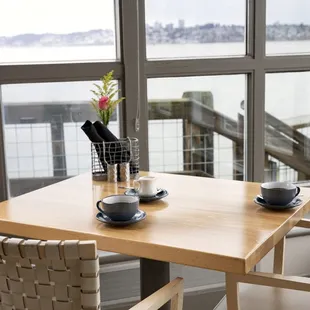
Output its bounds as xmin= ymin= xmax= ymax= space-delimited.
xmin=148 ymin=75 xmax=246 ymax=180
xmin=145 ymin=0 xmax=246 ymax=59
xmin=266 ymin=0 xmax=310 ymax=55
xmin=0 ymin=0 xmax=116 ymax=64
xmin=2 ymin=81 xmax=119 ymax=197
xmin=2 ymin=1 xmax=310 ymax=201
xmin=265 ymin=72 xmax=310 ymax=182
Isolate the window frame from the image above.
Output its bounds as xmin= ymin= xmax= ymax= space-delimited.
xmin=1 ymin=0 xmax=310 ymax=201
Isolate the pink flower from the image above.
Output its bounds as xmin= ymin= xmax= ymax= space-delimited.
xmin=98 ymin=96 xmax=109 ymax=110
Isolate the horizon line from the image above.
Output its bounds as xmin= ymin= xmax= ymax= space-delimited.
xmin=1 ymin=22 xmax=310 ymax=37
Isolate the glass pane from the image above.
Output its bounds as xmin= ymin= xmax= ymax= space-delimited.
xmin=266 ymin=0 xmax=310 ymax=55
xmin=145 ymin=0 xmax=246 ymax=59
xmin=1 ymin=81 xmax=120 ymax=197
xmin=0 ymin=0 xmax=116 ymax=63
xmin=265 ymin=72 xmax=310 ymax=184
xmin=148 ymin=75 xmax=246 ymax=180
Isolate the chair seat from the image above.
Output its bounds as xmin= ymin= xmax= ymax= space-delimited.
xmin=215 ymin=283 xmax=310 ymax=310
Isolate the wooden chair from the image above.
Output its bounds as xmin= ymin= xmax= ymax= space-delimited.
xmin=214 ymin=218 xmax=310 ymax=310
xmin=0 ymin=236 xmax=184 ymax=310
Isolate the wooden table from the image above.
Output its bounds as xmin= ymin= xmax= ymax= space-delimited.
xmin=0 ymin=172 xmax=310 ymax=309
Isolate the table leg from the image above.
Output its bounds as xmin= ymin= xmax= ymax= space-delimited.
xmin=140 ymin=258 xmax=170 ymax=310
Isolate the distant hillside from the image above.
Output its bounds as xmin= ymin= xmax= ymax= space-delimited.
xmin=0 ymin=29 xmax=114 ymax=47
xmin=1 ymin=23 xmax=310 ymax=47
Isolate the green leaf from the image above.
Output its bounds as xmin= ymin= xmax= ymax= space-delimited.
xmin=90 ymin=100 xmax=99 ymax=114
xmin=91 ymin=98 xmax=97 ymax=103
xmin=107 ymin=89 xmax=118 ymax=100
xmin=103 ymin=81 xmax=108 ymax=93
xmin=103 ymin=111 xmax=109 ymax=126
xmin=93 ymin=83 xmax=101 ymax=89
xmin=111 ymin=97 xmax=125 ymax=108
xmin=90 ymin=90 xmax=101 ymax=97
xmin=93 ymin=83 xmax=104 ymax=96
xmin=106 ymin=85 xmax=116 ymax=96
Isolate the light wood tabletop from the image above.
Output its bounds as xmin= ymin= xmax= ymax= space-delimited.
xmin=0 ymin=172 xmax=309 ymax=274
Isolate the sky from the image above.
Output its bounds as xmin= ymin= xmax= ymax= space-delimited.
xmin=1 ymin=0 xmax=310 ymax=36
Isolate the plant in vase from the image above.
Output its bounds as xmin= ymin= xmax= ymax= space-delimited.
xmin=90 ymin=70 xmax=125 ymax=126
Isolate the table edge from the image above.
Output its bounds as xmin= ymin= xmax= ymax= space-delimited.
xmin=244 ymin=199 xmax=310 ymax=273
xmin=0 ymin=219 xmax=246 ymax=273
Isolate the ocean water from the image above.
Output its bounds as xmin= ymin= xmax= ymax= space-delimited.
xmin=2 ymin=41 xmax=310 ymax=180
xmin=2 ymin=40 xmax=310 ymax=62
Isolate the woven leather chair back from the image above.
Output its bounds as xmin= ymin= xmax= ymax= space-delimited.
xmin=0 ymin=237 xmax=100 ymax=310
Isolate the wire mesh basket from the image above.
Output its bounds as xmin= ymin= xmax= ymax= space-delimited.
xmin=91 ymin=137 xmax=139 ymax=181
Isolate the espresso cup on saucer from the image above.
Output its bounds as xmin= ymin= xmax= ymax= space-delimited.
xmin=260 ymin=182 xmax=300 ymax=205
xmin=96 ymin=195 xmax=139 ymax=221
xmin=133 ymin=176 xmax=158 ymax=197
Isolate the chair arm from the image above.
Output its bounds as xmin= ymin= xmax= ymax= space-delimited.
xmin=129 ymin=277 xmax=184 ymax=310
xmin=296 ymin=219 xmax=310 ymax=229
xmin=232 ymin=271 xmax=310 ymax=292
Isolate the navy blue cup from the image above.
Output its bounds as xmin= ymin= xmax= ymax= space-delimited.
xmin=96 ymin=195 xmax=139 ymax=221
xmin=261 ymin=182 xmax=300 ymax=206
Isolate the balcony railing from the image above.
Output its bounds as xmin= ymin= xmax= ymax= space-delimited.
xmin=3 ymin=92 xmax=310 ymax=197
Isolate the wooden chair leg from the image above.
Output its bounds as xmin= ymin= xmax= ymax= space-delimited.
xmin=226 ymin=273 xmax=239 ymax=310
xmin=273 ymin=237 xmax=285 ymax=274
xmin=170 ymin=290 xmax=184 ymax=310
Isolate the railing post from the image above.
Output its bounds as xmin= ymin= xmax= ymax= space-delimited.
xmin=182 ymin=91 xmax=214 ymax=177
xmin=233 ymin=113 xmax=244 ymax=180
xmin=0 ymin=87 xmax=9 ymax=201
xmin=50 ymin=114 xmax=67 ymax=177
